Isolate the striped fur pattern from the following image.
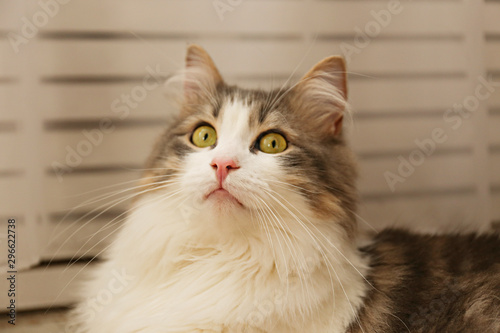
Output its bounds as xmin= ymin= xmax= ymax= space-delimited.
xmin=72 ymin=45 xmax=500 ymax=332
xmin=350 ymin=230 xmax=500 ymax=333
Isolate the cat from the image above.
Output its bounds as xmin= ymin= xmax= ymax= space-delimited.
xmin=71 ymin=45 xmax=500 ymax=333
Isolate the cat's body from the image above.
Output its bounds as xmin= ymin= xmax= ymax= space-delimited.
xmin=352 ymin=230 xmax=500 ymax=332
xmin=72 ymin=46 xmax=500 ymax=333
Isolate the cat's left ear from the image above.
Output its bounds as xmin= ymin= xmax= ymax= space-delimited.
xmin=292 ymin=56 xmax=348 ymax=136
xmin=183 ymin=44 xmax=224 ymax=105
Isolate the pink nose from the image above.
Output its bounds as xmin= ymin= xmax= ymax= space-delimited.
xmin=210 ymin=158 xmax=239 ymax=184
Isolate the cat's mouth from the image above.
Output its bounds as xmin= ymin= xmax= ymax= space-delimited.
xmin=205 ymin=187 xmax=243 ymax=206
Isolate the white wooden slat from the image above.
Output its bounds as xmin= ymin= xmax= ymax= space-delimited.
xmin=0 ymin=132 xmax=23 ymax=170
xmin=42 ymin=218 xmax=120 ymax=261
xmin=350 ymin=78 xmax=468 ymax=113
xmin=358 ymin=192 xmax=483 ymax=233
xmin=312 ymin=41 xmax=465 ymax=76
xmin=485 ymin=2 xmax=500 ymax=35
xmin=0 ymin=85 xmax=22 ymax=122
xmin=488 ymin=85 xmax=500 ymax=110
xmin=0 ymin=0 xmax=23 ymax=31
xmin=37 ymin=40 xmax=183 ymax=78
xmin=44 ymin=172 xmax=141 ymax=213
xmin=313 ymin=1 xmax=465 ymax=36
xmin=0 ymin=220 xmax=6 ymax=268
xmin=493 ymin=192 xmax=500 ymax=222
xmin=350 ymin=116 xmax=473 ymax=155
xmin=0 ymin=177 xmax=28 ymax=215
xmin=38 ymin=78 xmax=469 ymax=121
xmin=41 ymin=1 xmax=465 ymax=36
xmin=0 ymin=41 xmax=18 ymax=78
xmin=489 ymin=113 xmax=500 ymax=146
xmin=44 ymin=125 xmax=165 ymax=168
xmin=0 ymin=216 xmax=40 ymax=272
xmin=358 ymin=154 xmax=475 ymax=195
xmin=490 ymin=152 xmax=500 ymax=187
xmin=38 ymin=83 xmax=174 ymax=121
xmin=0 ymin=263 xmax=89 ymax=311
xmin=37 ymin=40 xmax=465 ymax=78
xmin=486 ymin=42 xmax=500 ymax=72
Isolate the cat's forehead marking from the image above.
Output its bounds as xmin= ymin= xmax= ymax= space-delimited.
xmin=218 ymin=97 xmax=253 ymax=142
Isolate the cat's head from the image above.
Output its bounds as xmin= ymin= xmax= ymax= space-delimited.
xmin=141 ymin=45 xmax=358 ymax=239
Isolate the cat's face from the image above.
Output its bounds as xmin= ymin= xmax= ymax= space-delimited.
xmin=142 ymin=45 xmax=358 ymax=237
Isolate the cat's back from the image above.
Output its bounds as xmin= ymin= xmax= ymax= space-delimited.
xmin=350 ymin=229 xmax=500 ymax=333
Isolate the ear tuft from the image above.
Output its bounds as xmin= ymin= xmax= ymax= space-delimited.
xmin=293 ymin=56 xmax=348 ymax=136
xmin=185 ymin=45 xmax=223 ymax=84
xmin=180 ymin=45 xmax=223 ymax=107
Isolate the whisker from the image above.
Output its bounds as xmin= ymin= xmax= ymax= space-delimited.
xmin=260 ymin=188 xmax=369 ymax=330
xmin=48 ymin=177 xmax=181 ymax=243
xmin=253 ymin=197 xmax=289 ymax=285
xmin=264 ymin=188 xmax=374 ymax=290
xmin=45 ymin=181 xmax=182 ymax=271
xmin=45 ymin=232 xmax=120 ymax=315
xmin=256 ymin=195 xmax=311 ymax=304
xmin=64 ymin=188 xmax=185 ymax=272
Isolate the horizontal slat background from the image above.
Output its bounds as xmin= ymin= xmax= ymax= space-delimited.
xmin=0 ymin=0 xmax=22 ymax=31
xmin=493 ymin=191 xmax=500 ymax=221
xmin=490 ymin=91 xmax=500 ymax=111
xmin=33 ymin=0 xmax=493 ymax=252
xmin=0 ymin=0 xmax=19 ymax=270
xmin=359 ymin=154 xmax=476 ymax=196
xmin=358 ymin=192 xmax=481 ymax=234
xmin=38 ymin=78 xmax=469 ymax=121
xmin=0 ymin=131 xmax=24 ymax=170
xmin=490 ymin=154 xmax=500 ymax=186
xmin=485 ymin=1 xmax=500 ymax=35
xmin=0 ymin=85 xmax=22 ymax=122
xmin=39 ymin=1 xmax=466 ymax=36
xmin=486 ymin=43 xmax=500 ymax=72
xmin=0 ymin=41 xmax=18 ymax=78
xmin=490 ymin=113 xmax=500 ymax=147
xmin=349 ymin=116 xmax=474 ymax=154
xmin=43 ymin=217 xmax=121 ymax=261
xmin=44 ymin=172 xmax=141 ymax=213
xmin=0 ymin=177 xmax=27 ymax=215
xmin=0 ymin=263 xmax=89 ymax=311
xmin=37 ymin=40 xmax=466 ymax=78
xmin=486 ymin=0 xmax=500 ymax=222
xmin=43 ymin=125 xmax=165 ymax=167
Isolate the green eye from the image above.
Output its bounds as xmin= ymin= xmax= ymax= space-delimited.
xmin=259 ymin=133 xmax=287 ymax=154
xmin=192 ymin=125 xmax=217 ymax=148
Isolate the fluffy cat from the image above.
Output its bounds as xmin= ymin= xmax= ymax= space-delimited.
xmin=71 ymin=45 xmax=500 ymax=333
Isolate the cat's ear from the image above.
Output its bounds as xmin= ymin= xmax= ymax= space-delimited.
xmin=183 ymin=45 xmax=223 ymax=105
xmin=292 ymin=56 xmax=348 ymax=136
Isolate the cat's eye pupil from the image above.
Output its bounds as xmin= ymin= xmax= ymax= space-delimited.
xmin=192 ymin=125 xmax=217 ymax=148
xmin=258 ymin=132 xmax=287 ymax=154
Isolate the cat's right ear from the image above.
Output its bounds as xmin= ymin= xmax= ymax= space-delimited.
xmin=292 ymin=56 xmax=348 ymax=136
xmin=182 ymin=45 xmax=223 ymax=106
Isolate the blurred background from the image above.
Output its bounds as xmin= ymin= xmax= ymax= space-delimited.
xmin=0 ymin=0 xmax=499 ymax=330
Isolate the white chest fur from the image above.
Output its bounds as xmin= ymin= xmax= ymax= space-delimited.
xmin=74 ymin=194 xmax=368 ymax=333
